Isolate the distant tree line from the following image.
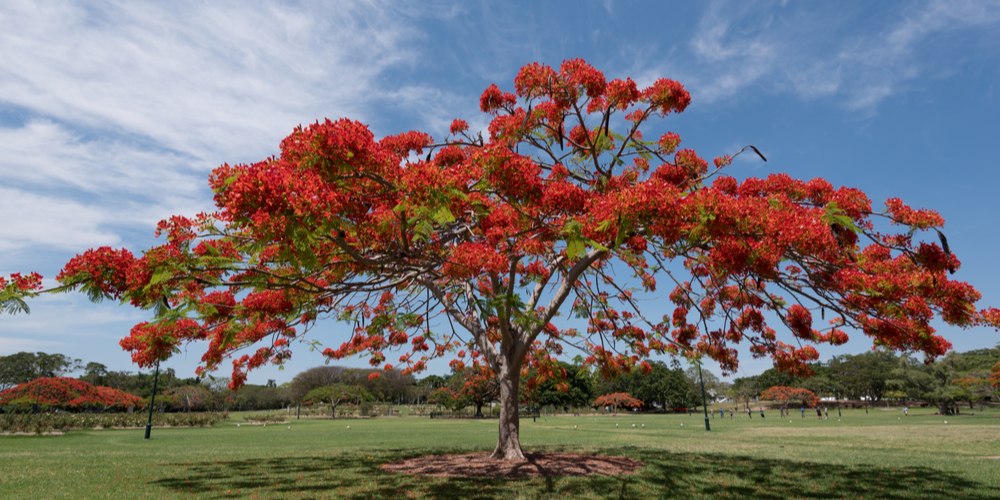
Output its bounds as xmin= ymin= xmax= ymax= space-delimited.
xmin=9 ymin=345 xmax=992 ymax=415
xmin=730 ymin=345 xmax=1000 ymax=415
xmin=1 ymin=352 xmax=719 ymax=414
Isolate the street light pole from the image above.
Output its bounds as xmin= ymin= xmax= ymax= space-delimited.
xmin=144 ymin=361 xmax=161 ymax=440
xmin=698 ymin=362 xmax=710 ymax=431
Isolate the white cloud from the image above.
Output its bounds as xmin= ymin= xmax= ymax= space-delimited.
xmin=0 ymin=337 xmax=67 ymax=355
xmin=0 ymin=187 xmax=120 ymax=251
xmin=677 ymin=0 xmax=1000 ymax=109
xmin=0 ymin=1 xmax=461 ymax=251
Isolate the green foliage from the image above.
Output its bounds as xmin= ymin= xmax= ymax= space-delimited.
xmin=0 ymin=411 xmax=228 ymax=433
xmin=593 ymin=361 xmax=696 ymax=409
xmin=0 ymin=352 xmax=82 ymax=391
xmin=829 ymin=351 xmax=898 ymax=401
xmin=526 ymin=362 xmax=592 ymax=408
xmin=304 ymin=384 xmax=371 ymax=418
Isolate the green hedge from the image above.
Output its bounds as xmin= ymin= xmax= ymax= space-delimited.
xmin=243 ymin=413 xmax=287 ymax=423
xmin=0 ymin=412 xmax=229 ymax=434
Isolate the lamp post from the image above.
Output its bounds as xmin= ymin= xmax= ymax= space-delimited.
xmin=698 ymin=361 xmax=710 ymax=431
xmin=144 ymin=361 xmax=161 ymax=440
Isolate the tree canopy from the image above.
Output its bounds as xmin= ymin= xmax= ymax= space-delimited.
xmin=592 ymin=392 xmax=642 ymax=413
xmin=303 ymin=384 xmax=370 ymax=418
xmin=6 ymin=58 xmax=1000 ymax=460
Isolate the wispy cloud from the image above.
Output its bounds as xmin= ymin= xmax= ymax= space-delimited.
xmin=0 ymin=0 xmax=456 ymax=250
xmin=676 ymin=0 xmax=1000 ymax=109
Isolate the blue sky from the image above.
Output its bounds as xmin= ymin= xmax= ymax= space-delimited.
xmin=2 ymin=0 xmax=999 ymax=385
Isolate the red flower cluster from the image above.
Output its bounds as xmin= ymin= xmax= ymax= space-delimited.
xmin=0 ymin=377 xmax=142 ymax=409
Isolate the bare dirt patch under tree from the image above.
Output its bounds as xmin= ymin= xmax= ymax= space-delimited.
xmin=381 ymin=452 xmax=644 ymax=478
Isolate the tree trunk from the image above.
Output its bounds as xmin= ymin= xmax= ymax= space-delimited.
xmin=491 ymin=363 xmax=525 ymax=461
xmin=330 ymin=402 xmax=337 ymax=418
xmin=937 ymin=402 xmax=949 ymax=415
xmin=475 ymin=403 xmax=484 ymax=418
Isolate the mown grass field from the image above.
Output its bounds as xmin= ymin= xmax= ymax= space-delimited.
xmin=1 ymin=406 xmax=998 ymax=499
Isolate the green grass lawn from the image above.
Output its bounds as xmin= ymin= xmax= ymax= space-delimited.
xmin=1 ymin=406 xmax=998 ymax=499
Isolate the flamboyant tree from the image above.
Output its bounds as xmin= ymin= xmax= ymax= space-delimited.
xmin=0 ymin=377 xmax=143 ymax=410
xmin=592 ymin=392 xmax=642 ymax=414
xmin=760 ymin=386 xmax=819 ymax=410
xmin=4 ymin=59 xmax=1000 ymax=460
xmin=450 ymin=362 xmax=499 ymax=417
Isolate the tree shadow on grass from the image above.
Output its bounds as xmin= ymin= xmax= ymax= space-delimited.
xmin=150 ymin=447 xmax=998 ymax=499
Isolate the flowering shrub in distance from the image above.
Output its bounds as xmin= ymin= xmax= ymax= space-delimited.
xmin=6 ymin=58 xmax=1000 ymax=460
xmin=0 ymin=377 xmax=142 ymax=411
xmin=593 ymin=392 xmax=643 ymax=414
xmin=760 ymin=386 xmax=819 ymax=409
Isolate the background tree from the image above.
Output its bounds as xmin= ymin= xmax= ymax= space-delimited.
xmin=829 ymin=351 xmax=897 ymax=404
xmin=730 ymin=377 xmax=759 ymax=409
xmin=450 ymin=362 xmax=499 ymax=417
xmin=891 ymin=353 xmax=963 ymax=415
xmin=303 ymin=384 xmax=370 ymax=418
xmin=80 ymin=362 xmax=109 ymax=386
xmin=592 ymin=392 xmax=642 ymax=415
xmin=10 ymin=59 xmax=1000 ymax=461
xmin=760 ymin=386 xmax=818 ymax=410
xmin=426 ymin=387 xmax=467 ymax=414
xmin=684 ymin=366 xmax=722 ymax=405
xmin=527 ymin=361 xmax=592 ymax=411
xmin=288 ymin=366 xmax=348 ymax=403
xmin=162 ymin=385 xmax=213 ymax=412
xmin=593 ymin=360 xmax=691 ymax=409
xmin=0 ymin=352 xmax=82 ymax=391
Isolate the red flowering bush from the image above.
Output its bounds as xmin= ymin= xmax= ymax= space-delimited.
xmin=0 ymin=377 xmax=141 ymax=410
xmin=760 ymin=386 xmax=819 ymax=409
xmin=593 ymin=392 xmax=643 ymax=414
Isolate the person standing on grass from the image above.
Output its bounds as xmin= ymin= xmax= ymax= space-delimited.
xmin=817 ymin=407 xmax=823 ymax=420
xmin=748 ymin=408 xmax=752 ymax=419
xmin=760 ymin=408 xmax=765 ymax=419
xmin=824 ymin=407 xmax=829 ymax=420
xmin=903 ymin=406 xmax=908 ymax=416
xmin=801 ymin=407 xmax=805 ymax=419
xmin=730 ymin=408 xmax=734 ymax=420
xmin=720 ymin=408 xmax=724 ymax=419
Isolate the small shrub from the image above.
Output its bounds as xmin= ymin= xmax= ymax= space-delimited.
xmin=0 ymin=411 xmax=229 ymax=432
xmin=243 ymin=413 xmax=286 ymax=424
